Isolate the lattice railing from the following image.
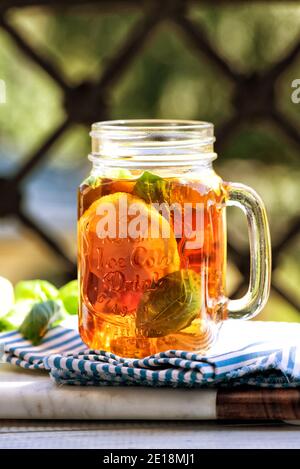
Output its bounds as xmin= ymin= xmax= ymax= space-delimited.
xmin=0 ymin=0 xmax=299 ymax=311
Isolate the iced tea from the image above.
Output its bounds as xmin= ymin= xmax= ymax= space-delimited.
xmin=78 ymin=169 xmax=227 ymax=357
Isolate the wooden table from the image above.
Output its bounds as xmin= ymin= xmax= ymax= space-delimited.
xmin=1 ymin=420 xmax=300 ymax=449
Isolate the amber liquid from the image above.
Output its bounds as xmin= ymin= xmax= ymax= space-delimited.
xmin=78 ymin=172 xmax=227 ymax=357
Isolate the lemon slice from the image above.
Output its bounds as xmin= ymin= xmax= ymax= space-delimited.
xmin=79 ymin=192 xmax=180 ymax=311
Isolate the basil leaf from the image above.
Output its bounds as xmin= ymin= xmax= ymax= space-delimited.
xmin=15 ymin=280 xmax=58 ymax=303
xmin=84 ymin=169 xmax=133 ymax=189
xmin=82 ymin=175 xmax=101 ymax=189
xmin=133 ymin=170 xmax=169 ymax=203
xmin=136 ymin=270 xmax=201 ymax=337
xmin=3 ymin=300 xmax=35 ymax=330
xmin=19 ymin=300 xmax=65 ymax=345
xmin=107 ymin=168 xmax=133 ymax=179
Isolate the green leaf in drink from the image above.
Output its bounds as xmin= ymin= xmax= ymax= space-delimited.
xmin=107 ymin=168 xmax=133 ymax=179
xmin=133 ymin=170 xmax=170 ymax=204
xmin=83 ymin=169 xmax=133 ymax=190
xmin=136 ymin=269 xmax=202 ymax=337
xmin=82 ymin=174 xmax=101 ymax=189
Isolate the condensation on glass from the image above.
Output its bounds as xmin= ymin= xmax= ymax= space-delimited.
xmin=78 ymin=120 xmax=271 ymax=358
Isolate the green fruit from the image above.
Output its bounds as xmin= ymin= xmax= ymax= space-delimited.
xmin=0 ymin=277 xmax=14 ymax=318
xmin=58 ymin=280 xmax=78 ymax=315
xmin=14 ymin=280 xmax=58 ymax=303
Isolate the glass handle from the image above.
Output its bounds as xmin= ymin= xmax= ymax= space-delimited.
xmin=226 ymin=182 xmax=271 ymax=319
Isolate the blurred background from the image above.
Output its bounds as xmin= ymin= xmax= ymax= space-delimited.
xmin=0 ymin=0 xmax=299 ymax=322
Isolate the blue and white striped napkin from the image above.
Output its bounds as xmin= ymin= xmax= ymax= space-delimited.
xmin=1 ymin=321 xmax=300 ymax=388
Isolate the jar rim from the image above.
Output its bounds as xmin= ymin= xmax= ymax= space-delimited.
xmin=91 ymin=119 xmax=213 ymax=134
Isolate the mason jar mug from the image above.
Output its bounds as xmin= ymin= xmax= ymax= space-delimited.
xmin=78 ymin=120 xmax=271 ymax=358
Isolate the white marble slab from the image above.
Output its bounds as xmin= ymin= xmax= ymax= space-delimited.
xmin=0 ymin=364 xmax=216 ymax=420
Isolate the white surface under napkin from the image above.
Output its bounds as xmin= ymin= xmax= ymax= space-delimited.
xmin=0 ymin=363 xmax=216 ymax=420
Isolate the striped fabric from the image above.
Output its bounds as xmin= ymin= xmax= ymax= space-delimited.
xmin=1 ymin=321 xmax=300 ymax=388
